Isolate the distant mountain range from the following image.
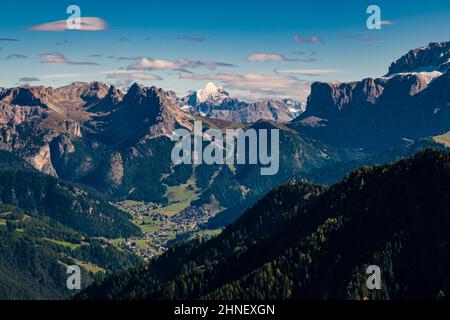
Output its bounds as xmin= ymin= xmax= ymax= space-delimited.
xmin=0 ymin=78 xmax=357 ymax=210
xmin=175 ymin=82 xmax=304 ymax=123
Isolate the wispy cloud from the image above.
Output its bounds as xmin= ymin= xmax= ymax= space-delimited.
xmin=275 ymin=68 xmax=339 ymax=76
xmin=39 ymin=52 xmax=99 ymax=66
xmin=127 ymin=57 xmax=234 ymax=71
xmin=101 ymin=70 xmax=162 ymax=81
xmin=119 ymin=36 xmax=129 ymax=42
xmin=293 ymin=34 xmax=324 ymax=44
xmin=297 ymin=58 xmax=318 ymax=63
xmin=178 ymin=71 xmax=310 ymax=101
xmin=128 ymin=58 xmax=177 ymax=69
xmin=0 ymin=38 xmax=20 ymax=42
xmin=17 ymin=77 xmax=39 ymax=83
xmin=246 ymin=53 xmax=297 ymax=62
xmin=176 ymin=35 xmax=206 ymax=42
xmin=5 ymin=53 xmax=27 ymax=60
xmin=101 ymin=71 xmax=162 ymax=88
xmin=381 ymin=20 xmax=395 ymax=25
xmin=28 ymin=17 xmax=108 ymax=32
xmin=117 ymin=56 xmax=143 ymax=61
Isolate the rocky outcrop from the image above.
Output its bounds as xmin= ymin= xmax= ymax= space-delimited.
xmin=55 ymin=81 xmax=109 ymax=105
xmin=293 ymin=42 xmax=450 ymax=147
xmin=91 ymin=83 xmax=196 ymax=148
xmin=26 ymin=144 xmax=57 ymax=176
xmin=88 ymin=85 xmax=124 ymax=113
xmin=387 ymin=41 xmax=450 ymax=75
xmin=106 ymin=152 xmax=124 ymax=186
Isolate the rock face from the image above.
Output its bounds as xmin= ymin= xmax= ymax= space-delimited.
xmin=387 ymin=41 xmax=450 ymax=75
xmin=292 ymin=42 xmax=450 ymax=147
xmin=180 ymin=82 xmax=303 ymax=123
xmin=0 ymin=83 xmax=104 ymax=175
xmin=88 ymin=85 xmax=124 ymax=113
xmin=0 ymin=80 xmax=241 ymax=198
xmin=106 ymin=152 xmax=124 ymax=186
xmin=92 ymin=83 xmax=196 ymax=148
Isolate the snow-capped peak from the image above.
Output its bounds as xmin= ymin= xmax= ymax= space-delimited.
xmin=195 ymin=82 xmax=229 ymax=104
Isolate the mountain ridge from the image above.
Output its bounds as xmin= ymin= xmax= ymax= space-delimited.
xmin=76 ymin=149 xmax=450 ymax=300
xmin=292 ymin=41 xmax=450 ymax=147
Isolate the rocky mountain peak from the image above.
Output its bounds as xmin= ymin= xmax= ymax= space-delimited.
xmin=54 ymin=81 xmax=108 ymax=103
xmin=106 ymin=85 xmax=123 ymax=102
xmin=186 ymin=82 xmax=230 ymax=106
xmin=0 ymin=86 xmax=57 ymax=108
xmin=87 ymin=84 xmax=124 ymax=113
xmin=386 ymin=41 xmax=450 ymax=76
xmin=92 ymin=84 xmax=195 ymax=147
xmin=293 ymin=41 xmax=450 ymax=147
xmin=126 ymin=82 xmax=144 ymax=97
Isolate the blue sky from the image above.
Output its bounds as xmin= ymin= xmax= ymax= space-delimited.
xmin=0 ymin=0 xmax=449 ymax=101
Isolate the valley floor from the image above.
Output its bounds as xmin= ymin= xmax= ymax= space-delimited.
xmin=112 ymin=181 xmax=222 ymax=259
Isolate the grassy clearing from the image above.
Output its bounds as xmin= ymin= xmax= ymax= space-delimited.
xmin=153 ymin=202 xmax=191 ymax=216
xmin=72 ymin=258 xmax=105 ymax=273
xmin=156 ymin=179 xmax=200 ymax=216
xmin=198 ymin=229 xmax=222 ymax=237
xmin=136 ymin=219 xmax=166 ymax=233
xmin=43 ymin=238 xmax=86 ymax=250
xmin=186 ymin=229 xmax=222 ymax=242
xmin=165 ymin=181 xmax=199 ymax=203
xmin=134 ymin=239 xmax=149 ymax=250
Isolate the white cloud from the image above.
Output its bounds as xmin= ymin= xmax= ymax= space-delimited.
xmin=127 ymin=57 xmax=234 ymax=71
xmin=28 ymin=17 xmax=108 ymax=32
xmin=128 ymin=58 xmax=178 ymax=70
xmin=246 ymin=53 xmax=286 ymax=62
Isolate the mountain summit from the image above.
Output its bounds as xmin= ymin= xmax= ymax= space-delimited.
xmin=386 ymin=41 xmax=450 ymax=76
xmin=190 ymin=82 xmax=230 ymax=105
xmin=293 ymin=41 xmax=450 ymax=147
